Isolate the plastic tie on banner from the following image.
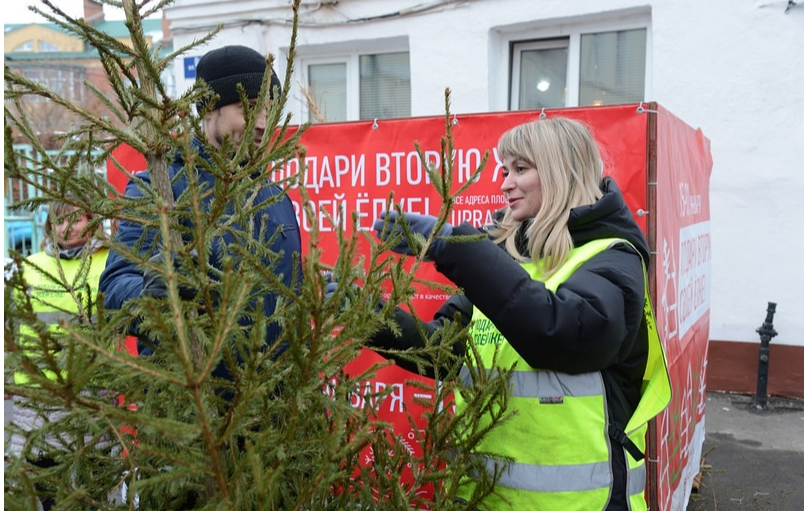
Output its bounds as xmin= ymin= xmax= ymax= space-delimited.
xmin=372 ymin=118 xmax=379 ymax=130
xmin=539 ymin=108 xmax=547 ymax=120
xmin=636 ymin=102 xmax=659 ymax=115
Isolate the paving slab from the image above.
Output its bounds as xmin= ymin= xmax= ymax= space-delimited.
xmin=687 ymin=392 xmax=804 ymax=511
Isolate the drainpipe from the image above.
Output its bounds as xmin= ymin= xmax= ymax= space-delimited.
xmin=755 ymin=302 xmax=778 ymax=410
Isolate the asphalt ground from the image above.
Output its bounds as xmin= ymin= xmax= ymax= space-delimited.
xmin=686 ymin=392 xmax=804 ymax=511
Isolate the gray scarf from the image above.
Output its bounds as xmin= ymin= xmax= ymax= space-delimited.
xmin=44 ymin=238 xmax=105 ymax=260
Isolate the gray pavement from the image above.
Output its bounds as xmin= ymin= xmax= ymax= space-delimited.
xmin=687 ymin=392 xmax=804 ymax=511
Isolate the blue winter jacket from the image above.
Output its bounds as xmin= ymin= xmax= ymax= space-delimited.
xmin=100 ymin=137 xmax=303 ymax=382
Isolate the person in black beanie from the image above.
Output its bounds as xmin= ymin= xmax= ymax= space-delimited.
xmin=195 ymin=44 xmax=283 ymax=150
xmin=100 ymin=43 xmax=303 ymax=393
xmin=99 ymin=43 xmax=302 ymax=509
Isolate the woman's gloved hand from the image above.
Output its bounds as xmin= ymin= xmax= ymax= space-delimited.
xmin=372 ymin=211 xmax=453 ymax=262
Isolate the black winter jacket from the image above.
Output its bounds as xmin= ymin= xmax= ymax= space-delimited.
xmin=371 ymin=177 xmax=649 ymax=510
xmin=370 ymin=178 xmax=649 ymax=511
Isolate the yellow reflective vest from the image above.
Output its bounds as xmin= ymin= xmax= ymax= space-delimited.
xmin=456 ymin=238 xmax=671 ymax=510
xmin=13 ymin=249 xmax=109 ymax=385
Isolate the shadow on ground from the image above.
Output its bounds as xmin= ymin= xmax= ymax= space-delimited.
xmin=686 ymin=393 xmax=804 ymax=511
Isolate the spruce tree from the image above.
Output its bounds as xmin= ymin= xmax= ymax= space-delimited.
xmin=4 ymin=1 xmax=512 ymax=509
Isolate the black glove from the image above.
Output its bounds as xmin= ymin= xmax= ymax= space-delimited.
xmin=141 ymin=251 xmax=198 ymax=300
xmin=372 ymin=211 xmax=453 ymax=262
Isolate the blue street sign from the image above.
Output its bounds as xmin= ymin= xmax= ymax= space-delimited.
xmin=184 ymin=56 xmax=202 ymax=79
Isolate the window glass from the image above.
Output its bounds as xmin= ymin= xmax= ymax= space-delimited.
xmin=308 ymin=63 xmax=347 ymax=123
xmin=359 ymin=52 xmax=410 ymax=120
xmin=13 ymin=41 xmax=34 ymax=52
xmin=516 ymin=41 xmax=568 ymax=109
xmin=509 ymin=24 xmax=648 ymax=110
xmin=579 ymin=28 xmax=646 ymax=106
xmin=39 ymin=40 xmax=60 ymax=52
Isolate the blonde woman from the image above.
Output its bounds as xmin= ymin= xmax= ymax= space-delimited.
xmin=369 ymin=118 xmax=671 ymax=511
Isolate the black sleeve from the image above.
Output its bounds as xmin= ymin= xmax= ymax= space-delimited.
xmin=368 ymin=293 xmax=473 ymax=376
xmin=434 ymin=223 xmax=645 ymax=374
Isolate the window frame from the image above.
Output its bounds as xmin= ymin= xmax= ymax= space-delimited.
xmin=301 ymin=56 xmax=355 ymax=124
xmin=293 ymin=37 xmax=410 ymax=123
xmin=492 ymin=8 xmax=652 ymax=111
xmin=510 ymin=38 xmax=571 ymax=111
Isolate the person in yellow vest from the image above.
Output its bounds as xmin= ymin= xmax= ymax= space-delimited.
xmin=6 ymin=199 xmax=109 ymax=511
xmin=368 ymin=117 xmax=672 ymax=510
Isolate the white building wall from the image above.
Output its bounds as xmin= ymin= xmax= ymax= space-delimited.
xmin=166 ymin=0 xmax=804 ymax=348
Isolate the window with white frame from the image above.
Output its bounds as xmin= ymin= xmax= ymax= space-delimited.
xmin=307 ymin=62 xmax=347 ymax=123
xmin=301 ymin=51 xmax=410 ymax=124
xmin=510 ymin=25 xmax=648 ymax=110
xmin=512 ymin=39 xmax=569 ymax=110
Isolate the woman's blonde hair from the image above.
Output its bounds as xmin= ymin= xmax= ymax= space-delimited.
xmin=489 ymin=117 xmax=604 ymax=278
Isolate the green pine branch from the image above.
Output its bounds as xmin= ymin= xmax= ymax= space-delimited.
xmin=5 ymin=1 xmax=513 ymax=509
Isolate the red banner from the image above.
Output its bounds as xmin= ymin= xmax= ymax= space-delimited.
xmin=107 ymin=143 xmax=147 ymax=194
xmin=108 ymin=104 xmax=712 ymax=509
xmin=322 ymin=347 xmax=450 ymax=505
xmin=283 ymin=105 xmax=653 ymax=502
xmin=280 ymin=106 xmax=649 ymax=320
xmin=652 ymin=105 xmax=713 ymax=510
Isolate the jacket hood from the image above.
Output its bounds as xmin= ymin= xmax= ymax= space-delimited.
xmin=568 ymin=176 xmax=650 ymax=264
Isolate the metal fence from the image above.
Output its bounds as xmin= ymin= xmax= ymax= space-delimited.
xmin=4 ymin=145 xmax=106 ymax=258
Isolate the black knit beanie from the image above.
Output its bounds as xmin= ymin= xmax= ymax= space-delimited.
xmin=195 ymin=45 xmax=282 ymax=112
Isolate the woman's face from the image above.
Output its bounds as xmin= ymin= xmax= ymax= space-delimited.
xmin=53 ymin=209 xmax=92 ymax=248
xmin=501 ymin=155 xmax=543 ymax=222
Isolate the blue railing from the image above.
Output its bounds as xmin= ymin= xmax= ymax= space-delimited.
xmin=4 ymin=145 xmax=106 ymax=258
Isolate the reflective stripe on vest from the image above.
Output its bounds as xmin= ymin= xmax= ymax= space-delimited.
xmin=459 ymin=366 xmax=605 ymax=398
xmin=456 ymin=238 xmax=671 ymax=511
xmin=459 ymin=367 xmax=649 ymax=495
xmin=481 ymin=455 xmax=646 ymax=495
xmin=14 ymin=250 xmax=109 ymax=385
